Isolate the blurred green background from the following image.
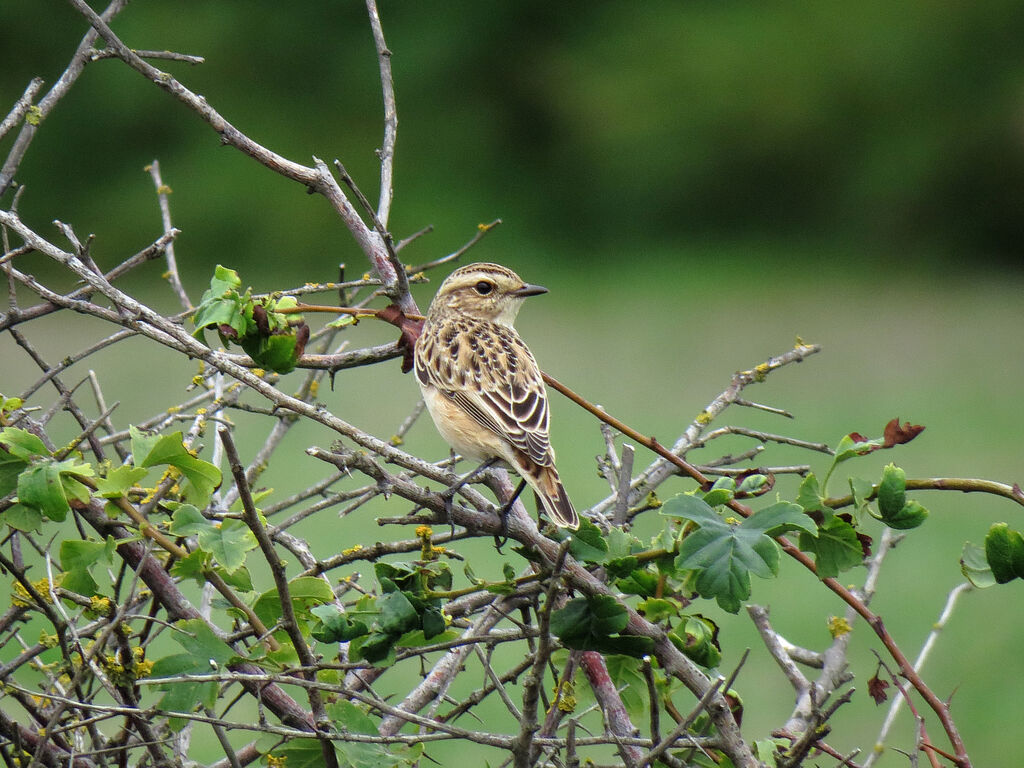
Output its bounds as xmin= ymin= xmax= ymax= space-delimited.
xmin=3 ymin=1 xmax=1024 ymax=765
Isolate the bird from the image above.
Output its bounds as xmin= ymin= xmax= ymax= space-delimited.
xmin=414 ymin=262 xmax=579 ymax=529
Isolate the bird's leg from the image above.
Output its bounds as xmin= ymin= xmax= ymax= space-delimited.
xmin=493 ymin=478 xmax=528 ymax=550
xmin=438 ymin=457 xmax=499 ymax=535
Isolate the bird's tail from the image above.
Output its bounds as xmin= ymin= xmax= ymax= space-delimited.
xmin=531 ymin=466 xmax=579 ymax=529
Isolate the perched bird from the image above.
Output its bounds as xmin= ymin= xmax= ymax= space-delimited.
xmin=414 ymin=263 xmax=579 ymax=529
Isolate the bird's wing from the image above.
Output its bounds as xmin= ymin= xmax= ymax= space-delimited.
xmin=415 ymin=318 xmax=553 ymax=467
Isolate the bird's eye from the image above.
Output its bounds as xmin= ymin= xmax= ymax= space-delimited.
xmin=474 ymin=280 xmax=493 ymax=295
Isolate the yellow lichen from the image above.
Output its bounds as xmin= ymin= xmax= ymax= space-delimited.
xmin=827 ymin=615 xmax=851 ymax=638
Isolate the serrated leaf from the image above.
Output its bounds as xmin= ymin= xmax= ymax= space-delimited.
xmin=605 ymin=527 xmax=640 ymax=560
xmin=170 ymin=549 xmax=210 ymax=584
xmin=60 ymin=538 xmax=111 ymax=572
xmin=173 ymin=619 xmax=235 ymax=668
xmin=17 ymin=462 xmax=69 ymax=521
xmin=673 ymin=508 xmax=784 ymax=613
xmin=196 ymin=519 xmax=257 ymax=573
xmin=796 ymin=473 xmax=826 ymax=515
xmin=798 ymin=517 xmax=864 ymax=579
xmin=328 ymin=700 xmax=377 ymax=735
xmin=150 ymin=653 xmax=219 ymax=714
xmin=94 ymin=465 xmax=148 ymax=498
xmin=168 ymin=505 xmax=214 ymax=536
xmin=960 ymin=541 xmax=995 ymax=588
xmin=1 ymin=504 xmax=43 ymax=531
xmin=131 ymin=428 xmax=221 ymax=506
xmin=568 ymin=517 xmax=608 ymax=562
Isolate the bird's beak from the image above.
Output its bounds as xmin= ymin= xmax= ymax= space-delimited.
xmin=512 ymin=283 xmax=548 ymax=298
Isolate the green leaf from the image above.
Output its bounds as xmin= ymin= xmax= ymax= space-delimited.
xmin=0 ymin=428 xmax=49 ymax=460
xmin=168 ymin=505 xmax=214 ymax=536
xmin=605 ymin=527 xmax=641 ymax=560
xmin=702 ymin=477 xmax=736 ymax=507
xmin=191 ymin=265 xmax=246 ymax=339
xmin=673 ymin=505 xmax=789 ymax=613
xmin=241 ymin=332 xmax=300 ymax=374
xmin=745 ymin=502 xmax=817 ymax=537
xmin=883 ymin=499 xmax=928 ymax=530
xmin=377 ymin=590 xmax=419 ymax=635
xmin=61 ymin=568 xmax=100 ymax=597
xmin=960 ymin=541 xmax=995 ymax=588
xmin=352 ymin=631 xmax=398 ymax=665
xmin=421 ymin=607 xmax=446 ymax=639
xmin=217 ymin=565 xmax=254 ymax=592
xmin=637 ymin=597 xmax=679 ymax=623
xmin=616 ymin=567 xmax=660 ymax=597
xmin=170 ymin=549 xmax=210 ymax=584
xmin=796 ymin=473 xmax=826 ymax=515
xmin=266 ymin=739 xmax=335 ymax=768
xmin=568 ymin=517 xmax=608 ymax=562
xmin=798 ymin=517 xmax=864 ymax=579
xmin=1 ymin=504 xmax=43 ymax=531
xmin=253 ymin=577 xmax=334 ymax=635
xmin=736 ymin=474 xmax=769 ymax=496
xmin=150 ymin=653 xmax=219 ymax=714
xmin=397 ymin=628 xmax=460 ymax=647
xmin=876 ymin=463 xmax=906 ymax=518
xmin=668 ymin=614 xmax=722 ymax=668
xmin=287 ymin=576 xmax=335 ymax=604
xmin=660 ymin=493 xmax=719 ymax=526
xmin=131 ymin=428 xmax=221 ymax=507
xmin=0 ymin=451 xmax=28 ymax=497
xmin=984 ymin=523 xmax=1024 ymax=584
xmin=328 ymin=700 xmax=377 ymax=735
xmin=196 ymin=519 xmax=257 ymax=573
xmin=833 ymin=433 xmax=879 ymax=463
xmin=94 ymin=465 xmax=148 ymax=498
xmin=605 ymin=555 xmax=641 ymax=580
xmin=17 ymin=462 xmax=69 ymax=521
xmin=60 ymin=538 xmax=112 ymax=572
xmin=550 ymin=595 xmax=654 ymax=657
xmin=173 ymin=618 xmax=236 ymax=668
xmin=848 ymin=476 xmax=875 ymax=520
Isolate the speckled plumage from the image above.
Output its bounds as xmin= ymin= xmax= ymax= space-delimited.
xmin=414 ymin=263 xmax=578 ymax=528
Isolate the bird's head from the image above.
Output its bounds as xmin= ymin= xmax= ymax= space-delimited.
xmin=427 ymin=262 xmax=548 ymax=326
